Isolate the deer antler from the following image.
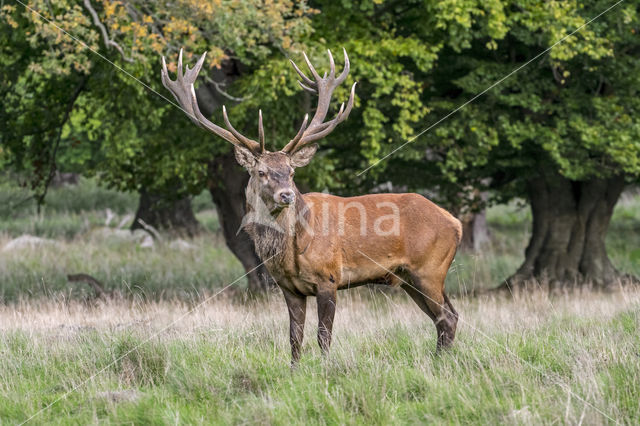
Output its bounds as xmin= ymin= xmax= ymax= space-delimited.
xmin=161 ymin=49 xmax=263 ymax=154
xmin=282 ymin=48 xmax=356 ymax=154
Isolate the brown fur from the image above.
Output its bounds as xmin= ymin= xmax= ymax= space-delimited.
xmin=161 ymin=47 xmax=461 ymax=364
xmin=240 ymin=151 xmax=461 ymax=364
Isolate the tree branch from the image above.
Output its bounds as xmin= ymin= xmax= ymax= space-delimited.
xmin=83 ymin=0 xmax=134 ymax=63
xmin=36 ymin=76 xmax=88 ymax=212
xmin=550 ymin=64 xmax=565 ymax=86
xmin=203 ymin=76 xmax=251 ymax=102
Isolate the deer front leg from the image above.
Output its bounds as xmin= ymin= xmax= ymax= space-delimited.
xmin=316 ymin=287 xmax=337 ymax=355
xmin=282 ymin=289 xmax=307 ymax=366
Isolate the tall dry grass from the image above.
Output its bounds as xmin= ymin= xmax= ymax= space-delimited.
xmin=1 ymin=181 xmax=639 ymax=423
xmin=1 ymin=286 xmax=638 ymax=424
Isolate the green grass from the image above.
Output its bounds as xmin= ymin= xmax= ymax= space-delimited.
xmin=2 ymin=181 xmax=638 ymax=301
xmin=0 ymin=233 xmax=242 ymax=301
xmin=0 ymin=177 xmax=217 ymax=239
xmin=0 ymin=289 xmax=638 ymax=424
xmin=0 ymin=179 xmax=233 ymax=301
xmin=606 ymin=191 xmax=640 ymax=278
xmin=0 ymin=181 xmax=639 ymax=424
xmin=0 ymin=177 xmax=139 ymax=217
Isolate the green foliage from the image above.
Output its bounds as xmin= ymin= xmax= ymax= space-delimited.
xmin=411 ymin=0 xmax=640 ymax=203
xmin=231 ymin=0 xmax=460 ymax=192
xmin=0 ymin=0 xmax=315 ymax=201
xmin=4 ymin=0 xmax=638 ymax=210
xmin=231 ymin=0 xmax=639 ymax=211
xmin=229 ymin=0 xmax=640 ymax=207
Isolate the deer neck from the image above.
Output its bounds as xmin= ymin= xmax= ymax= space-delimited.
xmin=243 ymin=183 xmax=307 ymax=266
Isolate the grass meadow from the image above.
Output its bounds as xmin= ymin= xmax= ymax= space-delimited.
xmin=0 ymin=179 xmax=639 ymax=424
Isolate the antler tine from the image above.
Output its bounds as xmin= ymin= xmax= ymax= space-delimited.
xmin=298 ymin=81 xmax=317 ymax=94
xmin=327 ymin=49 xmax=335 ymax=78
xmin=283 ymin=49 xmax=356 ymax=154
xmin=161 ymin=50 xmax=261 ymax=154
xmin=281 ymin=114 xmax=309 ymax=153
xmin=290 ymin=59 xmax=316 ymax=88
xmin=177 ymin=48 xmax=184 ymax=78
xmin=335 ymin=48 xmax=350 ymax=85
xmin=222 ymin=106 xmax=261 ymax=152
xmin=161 ymin=56 xmax=170 ymax=88
xmin=258 ymin=110 xmax=265 ymax=153
xmin=303 ymin=52 xmax=321 ymax=80
xmin=342 ymin=81 xmax=356 ymax=120
xmin=184 ymin=51 xmax=206 ymax=82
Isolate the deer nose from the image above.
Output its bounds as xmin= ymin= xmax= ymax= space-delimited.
xmin=278 ymin=189 xmax=295 ymax=205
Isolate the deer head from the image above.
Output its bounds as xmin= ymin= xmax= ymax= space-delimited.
xmin=161 ymin=49 xmax=356 ymax=213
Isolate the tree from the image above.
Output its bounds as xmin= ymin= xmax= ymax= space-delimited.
xmin=247 ymin=0 xmax=640 ymax=287
xmin=376 ymin=0 xmax=640 ymax=287
xmin=230 ymin=0 xmax=506 ymax=255
xmin=4 ymin=0 xmax=637 ymax=291
xmin=1 ymin=0 xmax=315 ymax=290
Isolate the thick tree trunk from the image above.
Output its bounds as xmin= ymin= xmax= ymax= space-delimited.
xmin=193 ymin=78 xmax=272 ymax=293
xmin=207 ymin=154 xmax=272 ymax=293
xmin=132 ymin=190 xmax=201 ymax=237
xmin=505 ymin=174 xmax=632 ymax=289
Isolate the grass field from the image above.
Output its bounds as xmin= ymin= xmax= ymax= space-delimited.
xmin=0 ymin=180 xmax=639 ymax=424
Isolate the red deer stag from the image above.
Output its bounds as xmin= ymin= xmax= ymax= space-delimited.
xmin=161 ymin=49 xmax=462 ymax=365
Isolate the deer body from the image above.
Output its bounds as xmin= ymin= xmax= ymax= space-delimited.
xmin=246 ymin=191 xmax=461 ymax=296
xmin=162 ymin=48 xmax=461 ymax=365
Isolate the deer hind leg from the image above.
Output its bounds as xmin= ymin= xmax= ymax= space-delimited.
xmin=402 ymin=270 xmax=458 ymax=351
xmin=316 ymin=287 xmax=337 ymax=355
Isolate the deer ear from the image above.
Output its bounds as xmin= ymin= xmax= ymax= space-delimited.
xmin=289 ymin=144 xmax=318 ymax=168
xmin=234 ymin=145 xmax=257 ymax=169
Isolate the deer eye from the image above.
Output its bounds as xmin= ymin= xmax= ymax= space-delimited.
xmin=258 ymin=170 xmax=266 ymax=177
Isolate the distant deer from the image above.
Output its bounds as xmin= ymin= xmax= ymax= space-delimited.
xmin=161 ymin=49 xmax=462 ymax=364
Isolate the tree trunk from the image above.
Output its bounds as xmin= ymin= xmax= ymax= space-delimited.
xmin=455 ymin=190 xmax=490 ymax=252
xmin=132 ymin=190 xmax=201 ymax=237
xmin=194 ymin=78 xmax=272 ymax=293
xmin=460 ymin=209 xmax=490 ymax=251
xmin=505 ymin=173 xmax=632 ymax=289
xmin=207 ymin=154 xmax=272 ymax=293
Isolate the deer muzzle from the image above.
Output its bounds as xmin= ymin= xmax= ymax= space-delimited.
xmin=275 ymin=189 xmax=296 ymax=206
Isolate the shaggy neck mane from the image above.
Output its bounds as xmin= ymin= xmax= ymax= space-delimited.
xmin=243 ymin=183 xmax=308 ymax=264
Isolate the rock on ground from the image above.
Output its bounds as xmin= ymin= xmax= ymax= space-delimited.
xmin=1 ymin=235 xmax=59 ymax=252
